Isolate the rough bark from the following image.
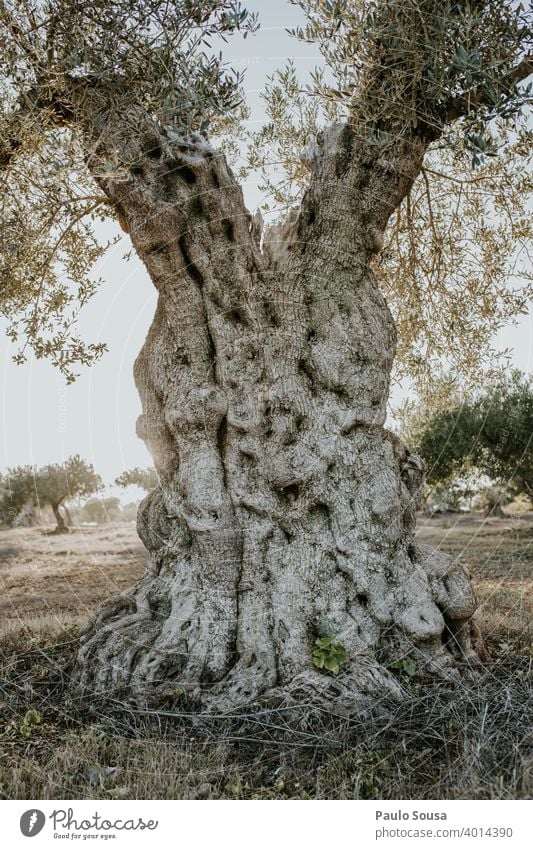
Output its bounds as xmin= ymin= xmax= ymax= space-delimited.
xmin=485 ymin=503 xmax=505 ymax=519
xmin=51 ymin=501 xmax=69 ymax=534
xmin=73 ymin=116 xmax=486 ymax=712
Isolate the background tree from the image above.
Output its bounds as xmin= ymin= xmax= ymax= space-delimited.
xmin=407 ymin=371 xmax=533 ymax=513
xmin=0 ymin=455 xmax=103 ymax=531
xmin=0 ymin=466 xmax=37 ymax=526
xmin=79 ymin=495 xmax=122 ymax=524
xmin=0 ymin=1 xmax=531 ymax=711
xmin=34 ymin=454 xmax=103 ymax=532
xmin=115 ymin=467 xmax=159 ymax=492
xmin=474 ymin=485 xmax=513 ymax=518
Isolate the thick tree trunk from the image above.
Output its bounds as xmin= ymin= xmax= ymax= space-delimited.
xmin=51 ymin=501 xmax=69 ymax=534
xmin=73 ymin=119 xmax=485 ymax=712
xmin=484 ymin=502 xmax=505 ymax=519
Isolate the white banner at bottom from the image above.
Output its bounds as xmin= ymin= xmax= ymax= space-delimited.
xmin=2 ymin=799 xmax=530 ymax=848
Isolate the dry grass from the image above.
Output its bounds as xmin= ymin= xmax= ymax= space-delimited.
xmin=417 ymin=513 xmax=533 ymax=641
xmin=0 ymin=523 xmax=146 ymax=636
xmin=0 ymin=515 xmax=531 ymax=800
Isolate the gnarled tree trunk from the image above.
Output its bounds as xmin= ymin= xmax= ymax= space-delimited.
xmin=73 ymin=117 xmax=485 ymax=712
xmin=51 ymin=501 xmax=69 ymax=534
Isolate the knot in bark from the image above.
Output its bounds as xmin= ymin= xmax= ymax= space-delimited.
xmin=165 ymin=387 xmax=228 ymax=433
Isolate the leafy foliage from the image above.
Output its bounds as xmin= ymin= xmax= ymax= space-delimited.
xmin=0 ymin=454 xmax=103 ymax=527
xmin=115 ymin=466 xmax=158 ymax=491
xmin=0 ymin=0 xmax=257 ymax=378
xmin=289 ymin=0 xmax=531 ymax=148
xmin=19 ymin=708 xmax=42 ymax=740
xmin=246 ymin=61 xmax=345 ymax=209
xmin=79 ymin=495 xmax=123 ymax=524
xmin=473 ymin=484 xmax=512 ymax=517
xmin=312 ymin=636 xmax=346 ymax=675
xmin=379 ymin=127 xmax=532 ymax=391
xmin=407 ymin=371 xmax=533 ymax=504
xmin=0 ymin=465 xmax=36 ymax=525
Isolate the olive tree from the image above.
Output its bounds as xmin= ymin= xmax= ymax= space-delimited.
xmin=115 ymin=467 xmax=159 ymax=492
xmin=0 ymin=466 xmax=37 ymax=526
xmin=1 ymin=0 xmax=531 ymax=712
xmin=407 ymin=371 xmax=533 ymax=510
xmin=0 ymin=455 xmax=102 ymax=531
xmin=36 ymin=454 xmax=103 ymax=531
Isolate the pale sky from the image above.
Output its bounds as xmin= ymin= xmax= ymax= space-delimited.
xmin=1 ymin=0 xmax=532 ymax=487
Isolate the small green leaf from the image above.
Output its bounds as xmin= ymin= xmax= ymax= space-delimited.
xmin=313 ymin=653 xmax=325 ymax=669
xmin=313 ymin=637 xmax=346 ymax=676
xmin=402 ymin=658 xmax=417 ymax=678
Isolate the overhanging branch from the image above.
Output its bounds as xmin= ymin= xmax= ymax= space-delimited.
xmin=446 ymin=53 xmax=533 ymax=123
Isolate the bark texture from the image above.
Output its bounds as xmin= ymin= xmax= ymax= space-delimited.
xmin=51 ymin=501 xmax=69 ymax=534
xmin=73 ymin=118 xmax=485 ymax=712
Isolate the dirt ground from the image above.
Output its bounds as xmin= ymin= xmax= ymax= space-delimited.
xmin=416 ymin=512 xmax=533 ymax=640
xmin=0 ymin=523 xmax=147 ymax=636
xmin=0 ymin=512 xmax=531 ymax=642
xmin=0 ymin=513 xmax=531 ymax=800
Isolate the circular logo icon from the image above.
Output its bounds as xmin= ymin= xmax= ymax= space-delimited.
xmin=20 ymin=810 xmax=46 ymax=837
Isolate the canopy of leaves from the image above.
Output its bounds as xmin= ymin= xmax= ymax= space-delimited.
xmin=248 ymin=0 xmax=532 ymax=391
xmin=0 ymin=0 xmax=531 ymax=389
xmin=0 ymin=0 xmax=257 ymax=378
xmin=115 ymin=466 xmax=158 ymax=491
xmin=36 ymin=453 xmax=103 ymax=505
xmin=0 ymin=454 xmax=103 ymax=524
xmin=406 ymin=370 xmax=533 ymax=502
xmin=289 ymin=0 xmax=531 ymax=146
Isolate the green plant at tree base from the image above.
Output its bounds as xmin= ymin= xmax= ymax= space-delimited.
xmin=388 ymin=658 xmax=417 ymax=679
xmin=20 ymin=709 xmax=42 ymax=739
xmin=312 ymin=637 xmax=346 ymax=676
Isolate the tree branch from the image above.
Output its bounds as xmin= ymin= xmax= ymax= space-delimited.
xmin=446 ymin=53 xmax=533 ymax=123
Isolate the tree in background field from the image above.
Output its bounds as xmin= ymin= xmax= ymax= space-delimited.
xmin=0 ymin=455 xmax=103 ymax=532
xmin=0 ymin=0 xmax=531 ymax=710
xmin=115 ymin=467 xmax=158 ymax=492
xmin=36 ymin=455 xmax=103 ymax=532
xmin=0 ymin=466 xmax=37 ymax=526
xmin=79 ymin=495 xmax=122 ymax=524
xmin=406 ymin=371 xmax=533 ymax=515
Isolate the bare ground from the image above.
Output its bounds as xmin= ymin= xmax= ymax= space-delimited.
xmin=0 ymin=514 xmax=531 ymax=800
xmin=1 ymin=514 xmax=530 ymax=641
xmin=0 ymin=523 xmax=146 ymax=636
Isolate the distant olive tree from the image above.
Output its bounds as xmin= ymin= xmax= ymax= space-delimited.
xmin=0 ymin=455 xmax=103 ymax=532
xmin=407 ymin=371 xmax=533 ymax=511
xmin=115 ymin=467 xmax=158 ymax=492
xmin=80 ymin=495 xmax=122 ymax=524
xmin=0 ymin=466 xmax=37 ymax=526
xmin=37 ymin=455 xmax=103 ymax=531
